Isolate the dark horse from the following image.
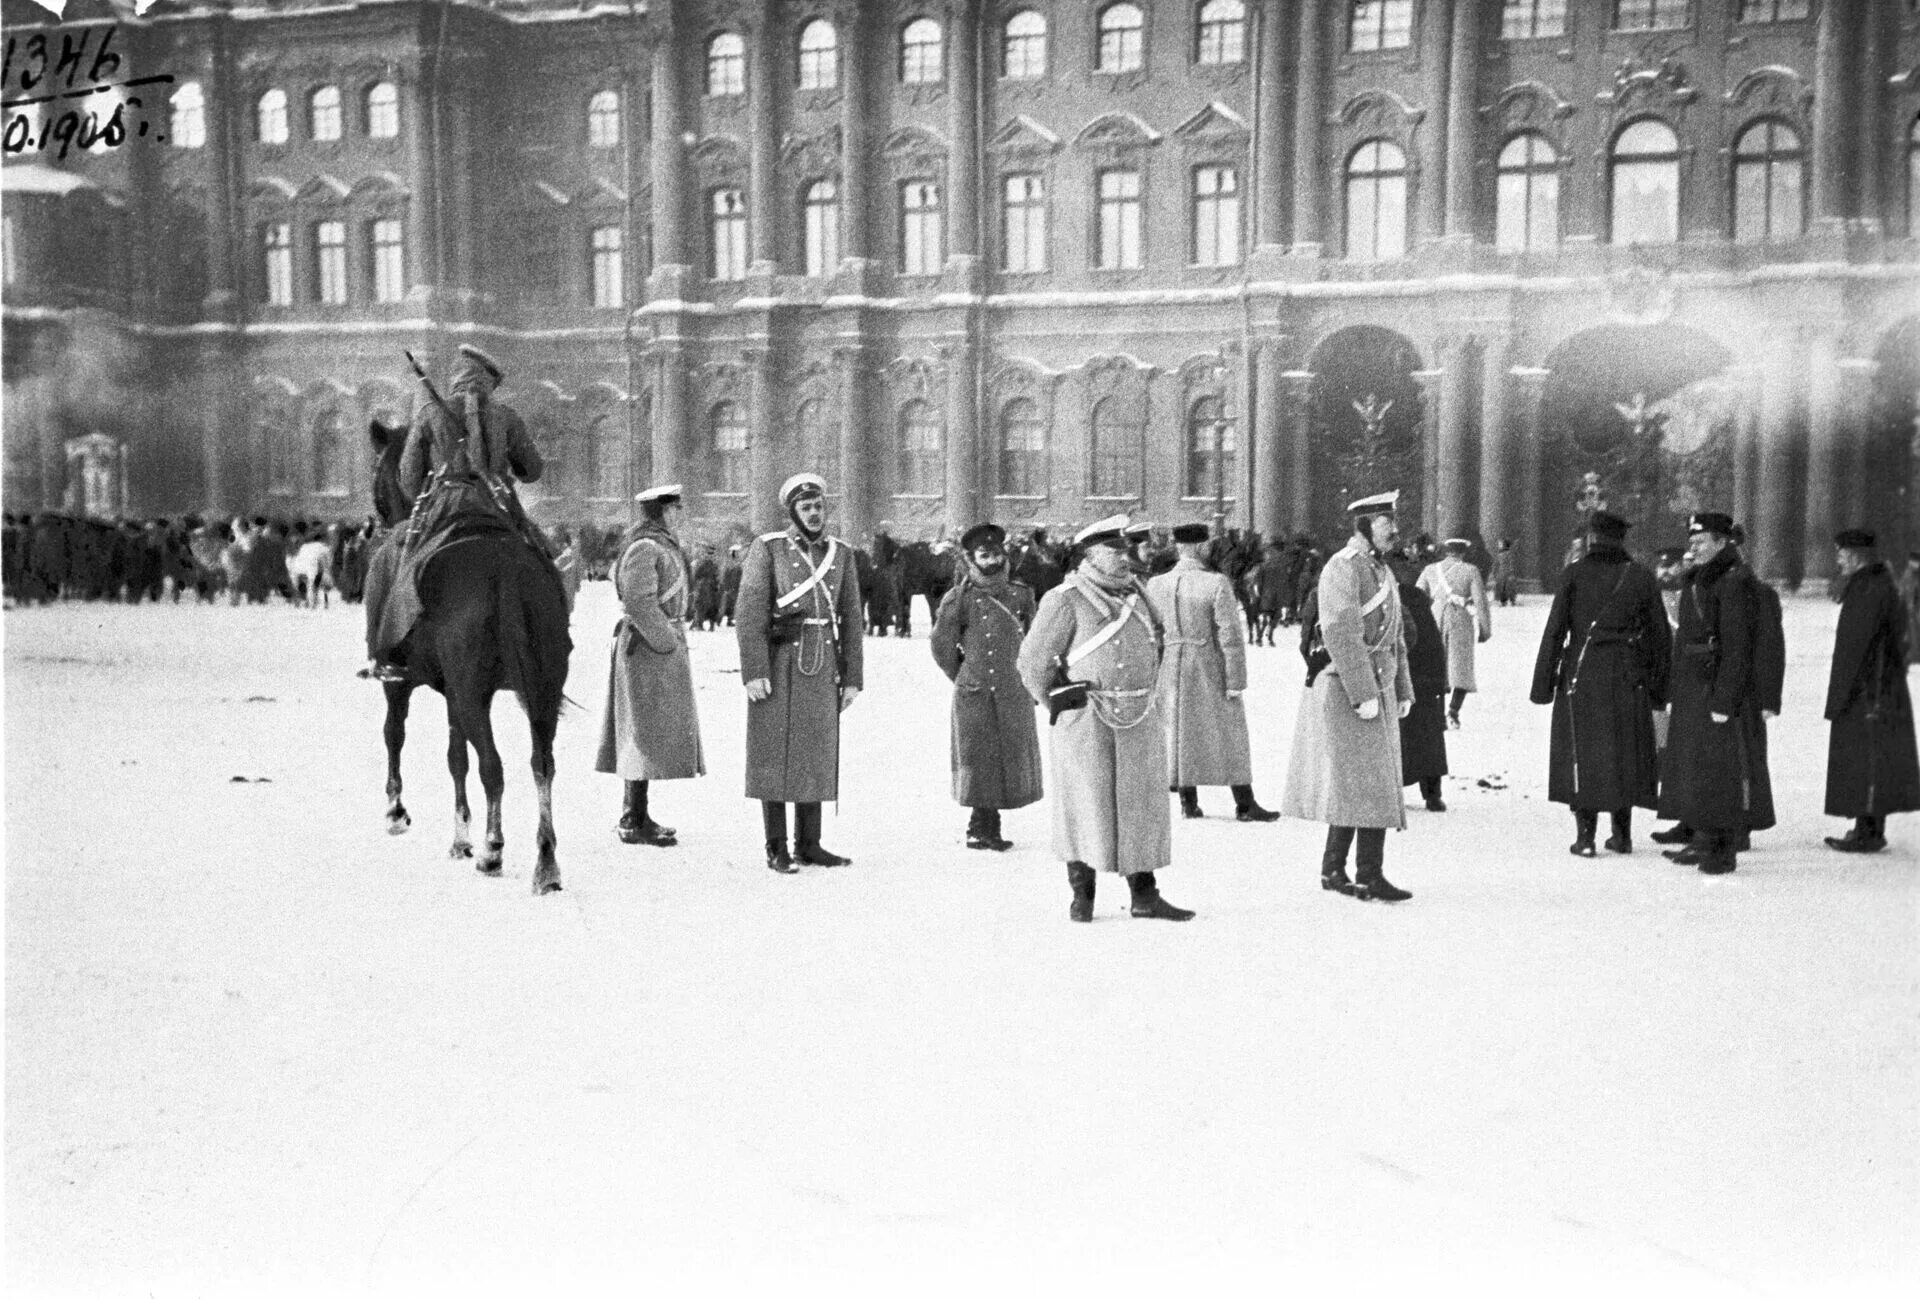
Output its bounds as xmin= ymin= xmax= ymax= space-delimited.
xmin=368 ymin=421 xmax=572 ymax=894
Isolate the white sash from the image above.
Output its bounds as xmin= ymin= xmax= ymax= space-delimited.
xmin=1066 ymin=589 xmax=1139 ymax=669
xmin=774 ymin=536 xmax=840 ymax=610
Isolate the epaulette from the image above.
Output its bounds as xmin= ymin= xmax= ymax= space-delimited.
xmin=758 ymin=531 xmax=786 ymax=543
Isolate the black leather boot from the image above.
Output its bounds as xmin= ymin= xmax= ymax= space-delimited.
xmin=795 ymin=802 xmax=850 ymax=866
xmin=1127 ymin=871 xmax=1195 ymax=921
xmin=1696 ymin=829 xmax=1737 ymax=875
xmin=1418 ymin=777 xmax=1446 ymax=812
xmin=1569 ymin=809 xmax=1598 ymax=858
xmin=1068 ymin=862 xmax=1095 ymax=923
xmin=982 ymin=808 xmax=1011 ymax=850
xmin=1825 ymin=816 xmax=1887 ymax=853
xmin=1321 ymin=825 xmax=1357 ymax=895
xmin=966 ymin=807 xmax=996 ymax=850
xmin=617 ymin=780 xmax=676 ymax=847
xmin=1651 ymin=822 xmax=1694 ymax=846
xmin=1605 ymin=809 xmax=1632 ymax=854
xmin=1353 ymin=829 xmax=1410 ymax=902
xmin=763 ymin=802 xmax=796 ymax=874
xmin=1178 ymin=787 xmax=1203 ymax=819
xmin=1232 ymin=785 xmax=1279 ymax=822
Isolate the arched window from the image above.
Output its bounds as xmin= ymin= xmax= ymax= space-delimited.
xmin=1502 ymin=0 xmax=1568 ymax=38
xmin=1732 ymin=120 xmax=1804 ymax=244
xmin=366 ymin=82 xmax=399 ymax=139
xmin=1185 ymin=396 xmax=1235 ymax=499
xmin=1344 ymin=140 xmax=1408 ymax=260
xmin=901 ymin=17 xmax=944 ymax=84
xmin=711 ymin=188 xmax=748 ymax=281
xmin=257 ymin=88 xmax=288 ymax=145
xmin=309 ymin=85 xmax=342 ymax=142
xmin=1350 ymin=0 xmax=1414 ymax=52
xmin=587 ymin=90 xmax=621 ymax=148
xmin=1196 ymin=0 xmax=1247 ymax=65
xmin=170 ymin=82 xmax=205 ymax=149
xmin=1609 ymin=119 xmax=1680 ymax=245
xmin=710 ymin=402 xmax=748 ymax=492
xmin=313 ymin=403 xmax=349 ymax=495
xmin=999 ymin=398 xmax=1046 ymax=496
xmin=803 ymin=179 xmax=840 ymax=277
xmin=898 ymin=400 xmax=945 ymax=496
xmin=1003 ymin=11 xmax=1048 ymax=80
xmin=1495 ymin=133 xmax=1559 ymax=252
xmin=900 ymin=180 xmax=942 ymax=276
xmin=1097 ymin=4 xmax=1145 ymax=73
xmin=708 ymin=32 xmax=746 ymax=97
xmin=799 ymin=20 xmax=839 ymax=91
xmin=1089 ymin=397 xmax=1143 ymax=498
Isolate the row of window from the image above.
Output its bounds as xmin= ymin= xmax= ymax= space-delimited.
xmin=699 ymin=395 xmax=1235 ymax=501
xmin=208 ymin=82 xmax=404 ymax=149
xmin=257 ymin=218 xmax=405 ymax=306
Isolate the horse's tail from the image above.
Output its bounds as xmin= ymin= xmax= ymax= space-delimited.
xmin=498 ymin=550 xmax=572 ymax=725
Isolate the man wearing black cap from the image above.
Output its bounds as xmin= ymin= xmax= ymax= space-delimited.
xmin=1657 ymin=512 xmax=1763 ymax=874
xmin=931 ymin=522 xmax=1043 ymax=850
xmin=737 ymin=473 xmax=865 ymax=873
xmin=1147 ymin=522 xmax=1276 ymax=821
xmin=1530 ymin=511 xmax=1672 ymax=856
xmin=1418 ymin=535 xmax=1492 ymax=728
xmin=1821 ymin=529 xmax=1920 ymax=852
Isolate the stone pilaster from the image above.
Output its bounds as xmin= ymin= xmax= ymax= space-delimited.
xmin=1802 ymin=331 xmax=1844 ymax=581
xmin=1755 ymin=331 xmax=1801 ymax=585
xmin=1416 ymin=0 xmax=1454 ymax=246
xmin=833 ymin=343 xmax=872 ymax=542
xmin=942 ymin=338 xmax=980 ymax=534
xmin=1254 ymin=0 xmax=1293 ymax=251
xmin=1834 ymin=357 xmax=1880 ymax=539
xmin=748 ymin=0 xmax=778 ymax=270
xmin=1476 ymin=333 xmax=1513 ymax=551
xmin=1727 ymin=363 xmax=1763 ymax=538
xmin=946 ymin=0 xmax=980 ymax=262
xmin=1811 ymin=0 xmax=1857 ymax=223
xmin=650 ymin=332 xmax=687 ymax=491
xmin=1289 ymin=1 xmax=1326 ymax=253
xmin=1411 ymin=367 xmax=1446 ymax=535
xmin=746 ymin=342 xmax=780 ymax=531
xmin=838 ymin=0 xmax=870 ymax=263
xmin=1252 ymin=342 xmax=1285 ymax=535
xmin=1510 ymin=366 xmax=1549 ymax=587
xmin=1444 ymin=0 xmax=1480 ymax=239
xmin=1281 ymin=371 xmax=1316 ymax=533
xmin=649 ymin=6 xmax=687 ymax=275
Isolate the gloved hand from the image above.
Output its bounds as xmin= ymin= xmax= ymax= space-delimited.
xmin=840 ymin=686 xmax=860 ymax=712
xmin=1398 ymin=696 xmax=1413 ymax=719
xmin=746 ymin=677 xmax=772 ymax=702
xmin=1710 ymin=712 xmax=1729 ymax=725
xmin=1355 ymin=697 xmax=1381 ymax=721
xmin=1226 ymin=689 xmax=1243 ymax=699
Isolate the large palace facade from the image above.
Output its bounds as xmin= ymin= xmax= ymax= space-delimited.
xmin=3 ymin=0 xmax=1918 ymax=586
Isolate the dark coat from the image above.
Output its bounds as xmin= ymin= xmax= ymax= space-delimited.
xmin=1657 ymin=547 xmax=1773 ymax=832
xmin=1823 ymin=561 xmax=1920 ymax=818
xmin=1397 ymin=579 xmax=1449 ymax=786
xmin=930 ymin=575 xmax=1043 ymax=810
xmin=1530 ymin=546 xmax=1673 ymax=812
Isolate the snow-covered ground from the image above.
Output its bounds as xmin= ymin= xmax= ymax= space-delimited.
xmin=5 ymin=582 xmax=1916 ymax=1299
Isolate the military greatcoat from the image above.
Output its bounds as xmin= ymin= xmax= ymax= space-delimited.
xmin=1396 ymin=577 xmax=1450 ymax=787
xmin=1281 ymin=537 xmax=1413 ymax=830
xmin=1018 ymin=572 xmax=1170 ymax=875
xmin=1529 ymin=544 xmax=1672 ymax=812
xmin=931 ymin=575 xmax=1043 ymax=810
xmin=1146 ymin=556 xmax=1253 ymax=787
xmin=736 ymin=527 xmax=865 ymax=803
xmin=1657 ymin=548 xmax=1769 ymax=833
xmin=1417 ymin=555 xmax=1491 ymax=692
xmin=1823 ymin=560 xmax=1920 ymax=818
xmin=595 ymin=525 xmax=706 ymax=781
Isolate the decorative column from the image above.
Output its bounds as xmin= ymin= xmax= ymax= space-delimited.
xmin=946 ymin=0 xmax=981 ymax=264
xmin=407 ymin=61 xmax=441 ymax=309
xmin=1282 ymin=371 xmax=1316 ymax=533
xmin=1253 ymin=343 xmax=1285 ymax=535
xmin=1254 ymin=0 xmax=1293 ymax=251
xmin=1755 ymin=330 xmax=1800 ymax=584
xmin=1476 ymin=333 xmax=1513 ymax=551
xmin=1289 ymin=1 xmax=1326 ymax=252
xmin=1510 ymin=366 xmax=1549 ymax=587
xmin=200 ymin=10 xmax=241 ymax=512
xmin=1444 ymin=0 xmax=1480 ymax=239
xmin=1811 ymin=0 xmax=1857 ymax=223
xmin=943 ymin=339 xmax=980 ymax=534
xmin=1802 ymin=330 xmax=1844 ymax=581
xmin=1416 ymin=0 xmax=1454 ymax=246
xmin=1858 ymin=0 xmax=1891 ymax=225
xmin=1411 ymin=367 xmax=1446 ymax=535
xmin=1728 ymin=363 xmax=1762 ymax=536
xmin=1836 ymin=359 xmax=1879 ymax=536
xmin=649 ymin=10 xmax=687 ymax=274
xmin=651 ymin=333 xmax=687 ymax=491
xmin=748 ymin=0 xmax=778 ymax=269
xmin=838 ymin=0 xmax=870 ymax=263
xmin=834 ymin=343 xmax=872 ymax=541
xmin=746 ymin=343 xmax=780 ymax=531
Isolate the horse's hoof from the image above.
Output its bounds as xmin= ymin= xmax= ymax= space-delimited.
xmin=533 ymin=876 xmax=562 ymax=896
xmin=476 ymin=859 xmax=503 ymax=876
xmin=449 ymin=843 xmax=473 ymax=860
xmin=386 ymin=811 xmax=411 ymax=835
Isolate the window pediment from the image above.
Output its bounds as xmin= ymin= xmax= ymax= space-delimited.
xmin=1074 ymin=112 xmax=1162 ymax=156
xmin=988 ymin=114 xmax=1061 ymax=161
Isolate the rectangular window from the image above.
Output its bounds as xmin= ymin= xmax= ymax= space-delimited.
xmin=1501 ymin=0 xmax=1568 ymax=38
xmin=1002 ymin=174 xmax=1047 ymax=273
xmin=591 ymin=225 xmax=624 ymax=307
xmin=1349 ymin=0 xmax=1414 ymax=52
xmin=901 ymin=180 xmax=943 ymax=276
xmin=1097 ymin=169 xmax=1142 ymax=270
xmin=711 ymin=189 xmax=748 ymax=281
xmin=261 ymin=223 xmax=292 ymax=305
xmin=804 ymin=181 xmax=840 ymax=277
xmin=1614 ymin=0 xmax=1690 ymax=30
xmin=1191 ymin=165 xmax=1240 ymax=267
xmin=370 ymin=218 xmax=405 ymax=303
xmin=313 ymin=220 xmax=347 ymax=304
xmin=1737 ymin=1 xmax=1808 ymax=20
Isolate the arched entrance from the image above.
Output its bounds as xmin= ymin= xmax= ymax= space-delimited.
xmin=1869 ymin=318 xmax=1919 ymax=562
xmin=1538 ymin=323 xmax=1733 ymax=565
xmin=1305 ymin=326 xmax=1425 ymax=543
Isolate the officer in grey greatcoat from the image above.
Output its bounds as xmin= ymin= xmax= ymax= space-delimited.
xmin=595 ymin=484 xmax=705 ymax=847
xmin=1281 ymin=490 xmax=1415 ymax=902
xmin=1417 ymin=535 xmax=1491 ymax=728
xmin=736 ymin=473 xmax=864 ymax=874
xmin=931 ymin=522 xmax=1043 ymax=850
xmin=1018 ymin=515 xmax=1193 ymax=923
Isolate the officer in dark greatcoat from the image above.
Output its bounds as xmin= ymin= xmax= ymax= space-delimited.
xmin=1388 ymin=547 xmax=1450 ymax=812
xmin=930 ymin=522 xmax=1043 ymax=850
xmin=1821 ymin=528 xmax=1920 ymax=852
xmin=1530 ymin=511 xmax=1672 ymax=856
xmin=1657 ymin=512 xmax=1763 ymax=875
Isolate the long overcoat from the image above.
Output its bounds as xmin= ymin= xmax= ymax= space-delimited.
xmin=1147 ymin=556 xmax=1253 ymax=786
xmin=595 ymin=525 xmax=705 ymax=781
xmin=736 ymin=527 xmax=865 ymax=803
xmin=1529 ymin=545 xmax=1672 ymax=812
xmin=1823 ymin=560 xmax=1920 ymax=818
xmin=1281 ymin=539 xmax=1414 ymax=829
xmin=1417 ymin=556 xmax=1490 ymax=692
xmin=1397 ymin=578 xmax=1450 ymax=787
xmin=1017 ymin=572 xmax=1170 ymax=875
xmin=930 ymin=575 xmax=1044 ymax=810
xmin=1657 ymin=548 xmax=1772 ymax=832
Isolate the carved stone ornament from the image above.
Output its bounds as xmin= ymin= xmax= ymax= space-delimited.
xmin=987 ymin=114 xmax=1063 ymax=162
xmin=884 ymin=125 xmax=950 ymax=176
xmin=1173 ymin=101 xmax=1250 ymax=162
xmin=1723 ymin=65 xmax=1812 ymax=135
xmin=780 ymin=125 xmax=844 ymax=178
xmin=1604 ymin=265 xmax=1677 ymax=328
xmin=1486 ymin=80 xmax=1576 ymax=147
xmin=1597 ymin=42 xmax=1698 ymax=122
xmin=1331 ymin=89 xmax=1423 ymax=157
xmin=689 ymin=135 xmax=748 ymax=186
xmin=694 ymin=358 xmax=749 ymax=405
xmin=1073 ymin=112 xmax=1163 ymax=160
xmin=1081 ymin=352 xmax=1154 ymax=393
xmin=886 ymin=354 xmax=943 ymax=404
